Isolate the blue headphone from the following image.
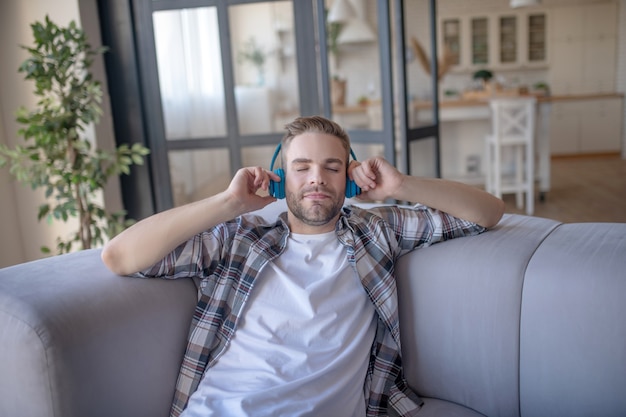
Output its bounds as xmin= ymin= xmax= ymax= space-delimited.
xmin=268 ymin=143 xmax=361 ymax=199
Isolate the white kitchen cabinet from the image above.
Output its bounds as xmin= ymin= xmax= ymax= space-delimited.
xmin=579 ymin=99 xmax=623 ymax=153
xmin=549 ymin=2 xmax=618 ymax=95
xmin=438 ymin=14 xmax=475 ymax=71
xmin=439 ymin=10 xmax=548 ymax=72
xmin=495 ymin=11 xmax=549 ymax=70
xmin=470 ymin=16 xmax=490 ymax=66
xmin=551 ymin=5 xmax=583 ymax=42
xmin=583 ymin=2 xmax=618 ymax=39
xmin=526 ymin=13 xmax=548 ymax=65
xmin=581 ymin=37 xmax=617 ymax=94
xmin=549 ymin=101 xmax=582 ymax=155
xmin=549 ymin=97 xmax=623 ymax=155
xmin=441 ymin=18 xmax=461 ymax=66
xmin=495 ymin=13 xmax=518 ymax=68
xmin=549 ymin=40 xmax=583 ymax=95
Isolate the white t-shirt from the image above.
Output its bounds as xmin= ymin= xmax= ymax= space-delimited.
xmin=182 ymin=231 xmax=377 ymax=417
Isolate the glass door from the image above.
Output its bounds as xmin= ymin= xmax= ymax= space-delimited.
xmin=317 ymin=0 xmax=395 ymax=165
xmin=103 ymin=0 xmax=397 ymax=213
xmin=397 ymin=0 xmax=441 ymax=178
xmin=134 ymin=0 xmax=306 ymax=210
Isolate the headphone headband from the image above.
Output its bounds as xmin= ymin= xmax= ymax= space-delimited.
xmin=269 ymin=143 xmax=282 ymax=172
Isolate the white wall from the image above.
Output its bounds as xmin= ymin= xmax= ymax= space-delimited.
xmin=0 ymin=1 xmax=80 ymax=267
xmin=0 ymin=82 xmax=23 ymax=266
xmin=0 ymin=0 xmax=120 ymax=267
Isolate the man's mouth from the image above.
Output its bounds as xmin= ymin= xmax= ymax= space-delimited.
xmin=302 ymin=188 xmax=331 ymax=200
xmin=304 ymin=192 xmax=329 ymax=200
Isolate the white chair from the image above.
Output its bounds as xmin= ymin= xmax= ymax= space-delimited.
xmin=485 ymin=97 xmax=537 ymax=215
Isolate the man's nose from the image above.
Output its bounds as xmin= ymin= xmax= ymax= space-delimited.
xmin=308 ymin=166 xmax=326 ymax=185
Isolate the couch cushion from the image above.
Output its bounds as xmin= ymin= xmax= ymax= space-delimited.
xmin=520 ymin=222 xmax=626 ymax=417
xmin=396 ymin=214 xmax=561 ymax=417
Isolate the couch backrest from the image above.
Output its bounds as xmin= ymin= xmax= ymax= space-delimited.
xmin=396 ymin=214 xmax=561 ymax=416
xmin=519 ymin=222 xmax=626 ymax=416
xmin=397 ymin=214 xmax=626 ymax=417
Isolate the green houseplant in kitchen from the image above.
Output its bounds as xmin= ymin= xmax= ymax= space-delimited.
xmin=0 ymin=16 xmax=149 ymax=254
xmin=473 ymin=69 xmax=493 ymax=86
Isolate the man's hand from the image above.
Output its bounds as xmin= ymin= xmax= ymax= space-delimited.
xmin=349 ymin=157 xmax=505 ymax=228
xmin=348 ymin=157 xmax=404 ymax=201
xmin=225 ymin=167 xmax=282 ymax=215
xmin=102 ymin=166 xmax=282 ymax=276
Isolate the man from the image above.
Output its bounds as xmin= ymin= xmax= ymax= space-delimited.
xmin=102 ymin=116 xmax=504 ymax=417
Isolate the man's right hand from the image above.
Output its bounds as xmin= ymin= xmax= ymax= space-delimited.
xmin=225 ymin=167 xmax=281 ymax=216
xmin=102 ymin=166 xmax=281 ymax=276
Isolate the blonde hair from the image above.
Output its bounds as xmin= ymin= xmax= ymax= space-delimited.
xmin=281 ymin=116 xmax=351 ymax=161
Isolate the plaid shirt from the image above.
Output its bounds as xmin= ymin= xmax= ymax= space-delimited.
xmin=138 ymin=204 xmax=486 ymax=417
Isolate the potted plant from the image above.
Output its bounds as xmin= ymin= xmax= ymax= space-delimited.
xmin=238 ymin=37 xmax=268 ymax=86
xmin=331 ymin=75 xmax=347 ymax=106
xmin=533 ymin=81 xmax=550 ymax=96
xmin=472 ymin=69 xmax=494 ymax=90
xmin=327 ymin=20 xmax=342 ymax=59
xmin=0 ymin=16 xmax=149 ymax=254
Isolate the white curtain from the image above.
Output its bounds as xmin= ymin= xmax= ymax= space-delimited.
xmin=153 ymin=7 xmax=229 ymax=204
xmin=153 ymin=7 xmax=226 ymax=139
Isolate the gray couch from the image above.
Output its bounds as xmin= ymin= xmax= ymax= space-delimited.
xmin=1 ymin=203 xmax=626 ymax=417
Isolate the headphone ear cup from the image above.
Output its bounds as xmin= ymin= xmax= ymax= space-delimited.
xmin=345 ymin=147 xmax=361 ymax=198
xmin=270 ymin=168 xmax=286 ymax=199
xmin=345 ymin=178 xmax=361 ymax=198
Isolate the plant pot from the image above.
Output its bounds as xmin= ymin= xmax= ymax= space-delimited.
xmin=331 ymin=79 xmax=346 ymax=106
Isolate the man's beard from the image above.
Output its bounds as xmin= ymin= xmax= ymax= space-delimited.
xmin=286 ymin=187 xmax=343 ymax=227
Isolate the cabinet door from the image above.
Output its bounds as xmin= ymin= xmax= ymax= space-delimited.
xmin=551 ymin=5 xmax=583 ymax=42
xmin=582 ymin=2 xmax=618 ymax=39
xmin=549 ymin=101 xmax=582 ymax=155
xmin=469 ymin=16 xmax=490 ymax=69
xmin=549 ymin=40 xmax=583 ymax=94
xmin=580 ymin=99 xmax=623 ymax=153
xmin=498 ymin=14 xmax=518 ymax=66
xmin=441 ymin=14 xmax=491 ymax=71
xmin=440 ymin=10 xmax=548 ymax=71
xmin=493 ymin=10 xmax=547 ymax=69
xmin=549 ymin=3 xmax=617 ymax=95
xmin=581 ymin=37 xmax=616 ymax=94
xmin=526 ymin=13 xmax=548 ymax=65
xmin=441 ymin=18 xmax=462 ymax=67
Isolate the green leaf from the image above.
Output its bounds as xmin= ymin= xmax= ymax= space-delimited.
xmin=8 ymin=15 xmax=149 ymax=254
xmin=131 ymin=154 xmax=144 ymax=165
xmin=37 ymin=204 xmax=50 ymax=220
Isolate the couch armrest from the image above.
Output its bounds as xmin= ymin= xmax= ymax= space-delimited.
xmin=0 ymin=249 xmax=197 ymax=417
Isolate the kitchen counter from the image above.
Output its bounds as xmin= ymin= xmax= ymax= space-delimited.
xmin=414 ymin=92 xmax=624 ymax=110
xmin=409 ymin=92 xmax=624 ymax=198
